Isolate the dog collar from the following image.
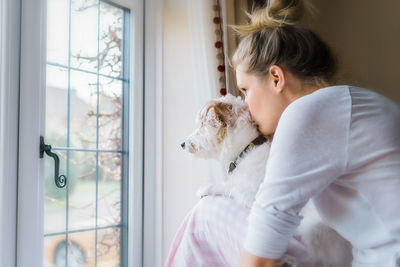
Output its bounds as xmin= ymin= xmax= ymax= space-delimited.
xmin=228 ymin=134 xmax=267 ymax=174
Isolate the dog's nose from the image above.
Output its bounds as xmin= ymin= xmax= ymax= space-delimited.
xmin=181 ymin=141 xmax=185 ymax=149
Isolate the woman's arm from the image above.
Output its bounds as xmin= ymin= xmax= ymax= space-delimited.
xmin=239 ymin=250 xmax=277 ymax=267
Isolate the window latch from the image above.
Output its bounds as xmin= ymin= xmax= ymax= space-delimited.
xmin=39 ymin=136 xmax=67 ymax=188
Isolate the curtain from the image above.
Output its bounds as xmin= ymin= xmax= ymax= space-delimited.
xmin=187 ymin=0 xmax=244 ymax=189
xmin=187 ymin=0 xmax=240 ymax=107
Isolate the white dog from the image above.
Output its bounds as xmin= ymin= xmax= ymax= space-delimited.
xmin=181 ymin=94 xmax=353 ymax=267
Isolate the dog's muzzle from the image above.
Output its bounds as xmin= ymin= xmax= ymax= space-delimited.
xmin=180 ymin=141 xmax=185 ymax=149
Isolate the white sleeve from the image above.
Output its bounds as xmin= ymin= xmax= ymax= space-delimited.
xmin=243 ymin=89 xmax=351 ymax=259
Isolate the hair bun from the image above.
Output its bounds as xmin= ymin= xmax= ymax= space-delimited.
xmin=231 ymin=0 xmax=309 ymax=37
xmin=267 ymin=0 xmax=304 ymax=25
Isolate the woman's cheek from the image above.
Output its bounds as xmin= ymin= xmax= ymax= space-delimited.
xmin=246 ymin=93 xmax=256 ymax=112
xmin=246 ymin=97 xmax=257 ymax=122
xmin=249 ymin=107 xmax=261 ymax=127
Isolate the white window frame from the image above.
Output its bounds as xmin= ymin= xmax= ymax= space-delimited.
xmin=0 ymin=0 xmax=21 ymax=266
xmin=140 ymin=0 xmax=164 ymax=266
xmin=0 ymin=0 xmax=163 ymax=266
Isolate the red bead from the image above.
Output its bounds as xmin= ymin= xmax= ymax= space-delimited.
xmin=214 ymin=41 xmax=223 ymax=48
xmin=213 ymin=17 xmax=221 ymax=24
xmin=220 ymin=88 xmax=227 ymax=95
xmin=217 ymin=65 xmax=225 ymax=72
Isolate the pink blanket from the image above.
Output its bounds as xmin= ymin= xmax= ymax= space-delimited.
xmin=165 ymin=195 xmax=309 ymax=267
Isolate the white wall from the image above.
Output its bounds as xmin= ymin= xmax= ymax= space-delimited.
xmin=162 ymin=0 xmax=209 ymax=262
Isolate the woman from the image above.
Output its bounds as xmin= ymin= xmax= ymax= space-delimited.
xmin=166 ymin=0 xmax=400 ymax=266
xmin=234 ymin=0 xmax=400 ymax=266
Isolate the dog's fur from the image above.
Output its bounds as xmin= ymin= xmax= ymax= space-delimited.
xmin=182 ymin=94 xmax=353 ymax=267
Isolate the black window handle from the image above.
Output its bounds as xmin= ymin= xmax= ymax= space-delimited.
xmin=39 ymin=136 xmax=67 ymax=188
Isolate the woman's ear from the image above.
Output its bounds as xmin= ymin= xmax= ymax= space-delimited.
xmin=269 ymin=65 xmax=285 ymax=93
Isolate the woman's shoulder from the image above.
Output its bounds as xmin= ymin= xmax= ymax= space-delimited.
xmin=274 ymin=85 xmax=352 ymax=146
xmin=278 ymin=84 xmax=400 ymax=139
xmin=281 ymin=85 xmax=352 ymax=125
xmin=347 ymin=85 xmax=400 ymax=114
xmin=283 ymin=85 xmax=399 ymax=120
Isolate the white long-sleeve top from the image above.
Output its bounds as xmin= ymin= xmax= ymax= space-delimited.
xmin=244 ymin=85 xmax=400 ymax=266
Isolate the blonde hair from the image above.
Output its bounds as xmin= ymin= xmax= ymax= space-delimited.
xmin=232 ymin=0 xmax=336 ymax=84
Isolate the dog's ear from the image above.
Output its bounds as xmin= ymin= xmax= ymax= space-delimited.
xmin=205 ymin=104 xmax=229 ymax=143
xmin=205 ymin=106 xmax=224 ymax=128
xmin=212 ymin=102 xmax=235 ymax=127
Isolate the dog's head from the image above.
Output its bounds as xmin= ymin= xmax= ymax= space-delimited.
xmin=181 ymin=94 xmax=258 ymax=159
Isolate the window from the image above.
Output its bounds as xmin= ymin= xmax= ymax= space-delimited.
xmin=44 ymin=1 xmax=130 ymax=265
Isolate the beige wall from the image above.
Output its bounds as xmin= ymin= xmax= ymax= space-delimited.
xmin=303 ymin=0 xmax=400 ymax=102
xmin=162 ymin=0 xmax=400 ymax=264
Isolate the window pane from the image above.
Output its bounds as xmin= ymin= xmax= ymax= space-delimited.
xmin=97 ymin=228 xmax=121 ymax=266
xmin=69 ymin=70 xmax=98 ymax=149
xmin=68 ymin=151 xmax=97 ymax=231
xmin=46 ymin=65 xmax=69 ymax=147
xmin=44 ymin=235 xmax=67 ymax=267
xmin=98 ymin=152 xmax=121 ymax=227
xmin=44 ymin=150 xmax=67 ymax=234
xmin=67 ymin=231 xmax=96 ymax=266
xmin=98 ymin=76 xmax=122 ymax=150
xmin=99 ymin=2 xmax=123 ymax=78
xmin=47 ymin=0 xmax=69 ymax=65
xmin=71 ymin=0 xmax=99 ymax=73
